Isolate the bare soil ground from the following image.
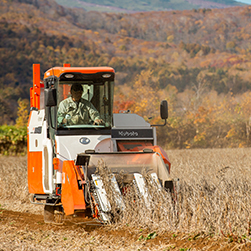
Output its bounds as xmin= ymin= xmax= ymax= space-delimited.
xmin=1 ymin=149 xmax=251 ymax=250
xmin=1 ymin=207 xmax=250 ymax=251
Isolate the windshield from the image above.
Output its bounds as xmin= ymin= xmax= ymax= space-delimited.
xmin=57 ymin=80 xmax=114 ymax=129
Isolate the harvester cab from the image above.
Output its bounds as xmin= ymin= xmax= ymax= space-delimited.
xmin=28 ymin=64 xmax=173 ymax=223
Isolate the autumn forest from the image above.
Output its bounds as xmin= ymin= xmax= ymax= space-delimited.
xmin=1 ymin=0 xmax=251 ymax=151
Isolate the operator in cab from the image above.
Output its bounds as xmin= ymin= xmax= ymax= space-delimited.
xmin=57 ymin=83 xmax=103 ymax=126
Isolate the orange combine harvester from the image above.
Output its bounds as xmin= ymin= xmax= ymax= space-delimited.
xmin=27 ymin=63 xmax=173 ymax=223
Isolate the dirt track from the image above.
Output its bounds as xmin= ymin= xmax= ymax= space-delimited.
xmin=0 ymin=206 xmax=251 ymax=250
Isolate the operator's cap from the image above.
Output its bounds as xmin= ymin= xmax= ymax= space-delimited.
xmin=71 ymin=83 xmax=83 ymax=92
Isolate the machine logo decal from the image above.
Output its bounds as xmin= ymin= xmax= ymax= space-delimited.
xmin=118 ymin=131 xmax=138 ymax=137
xmin=79 ymin=137 xmax=90 ymax=144
xmin=111 ymin=129 xmax=153 ymax=138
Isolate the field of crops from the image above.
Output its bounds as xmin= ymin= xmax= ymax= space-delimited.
xmin=0 ymin=148 xmax=251 ymax=250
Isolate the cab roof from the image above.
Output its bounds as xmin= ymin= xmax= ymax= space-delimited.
xmin=44 ymin=66 xmax=115 ymax=79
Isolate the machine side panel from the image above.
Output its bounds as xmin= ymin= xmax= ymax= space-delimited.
xmin=28 ymin=110 xmax=45 ymax=152
xmin=55 ymin=135 xmax=112 ymax=185
xmin=56 ymin=135 xmax=111 ymax=169
xmin=27 ymin=110 xmax=45 ymax=194
xmin=27 ymin=151 xmax=44 ymax=194
xmin=61 ymin=161 xmax=86 ymax=215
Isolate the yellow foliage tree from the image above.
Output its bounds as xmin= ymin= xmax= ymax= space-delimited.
xmin=16 ymin=99 xmax=29 ymax=128
xmin=130 ymin=70 xmax=160 ymax=120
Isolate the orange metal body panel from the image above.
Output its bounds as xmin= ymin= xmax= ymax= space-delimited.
xmin=61 ymin=161 xmax=86 ymax=216
xmin=27 ymin=151 xmax=44 ymax=194
xmin=44 ymin=66 xmax=115 ymax=79
xmin=27 ymin=106 xmax=32 ymax=128
xmin=30 ymin=87 xmax=34 ymax=108
xmin=32 ymin=64 xmax=41 ymax=109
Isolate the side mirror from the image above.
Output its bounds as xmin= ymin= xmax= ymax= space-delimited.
xmin=151 ymin=100 xmax=168 ymax=127
xmin=44 ymin=88 xmax=57 ymax=107
xmin=160 ymin=100 xmax=168 ymax=120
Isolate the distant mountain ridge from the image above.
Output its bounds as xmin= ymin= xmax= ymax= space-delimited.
xmin=55 ymin=0 xmax=245 ymax=12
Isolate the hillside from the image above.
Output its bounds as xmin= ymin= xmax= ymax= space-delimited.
xmin=55 ymin=0 xmax=245 ymax=12
xmin=1 ymin=0 xmax=251 ymax=148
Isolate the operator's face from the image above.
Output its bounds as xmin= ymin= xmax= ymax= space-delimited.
xmin=71 ymin=90 xmax=83 ymax=102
